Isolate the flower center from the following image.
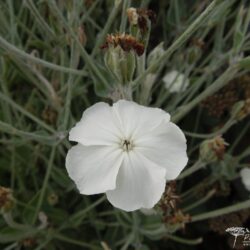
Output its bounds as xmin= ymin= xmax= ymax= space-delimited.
xmin=121 ymin=139 xmax=133 ymax=152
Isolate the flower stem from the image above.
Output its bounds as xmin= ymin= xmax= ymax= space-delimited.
xmin=131 ymin=0 xmax=220 ymax=87
xmin=184 ymin=119 xmax=236 ymax=139
xmin=3 ymin=212 xmax=30 ymax=230
xmin=178 ymin=159 xmax=205 ymax=180
xmin=166 ymin=233 xmax=203 ymax=245
xmin=183 ymin=189 xmax=216 ymax=212
xmin=32 ymin=146 xmax=56 ymax=224
xmin=191 ymin=199 xmax=250 ymax=223
xmin=0 ymin=36 xmax=86 ymax=76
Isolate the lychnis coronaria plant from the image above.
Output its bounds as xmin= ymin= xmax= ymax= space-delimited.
xmin=65 ymin=5 xmax=188 ymax=212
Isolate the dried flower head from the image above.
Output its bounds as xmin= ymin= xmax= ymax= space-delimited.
xmin=19 ymin=238 xmax=37 ymax=249
xmin=127 ymin=8 xmax=156 ymax=33
xmin=101 ymin=33 xmax=144 ymax=56
xmin=0 ymin=186 xmax=14 ymax=213
xmin=202 ymin=74 xmax=250 ymax=118
xmin=164 ymin=209 xmax=191 ymax=228
xmin=137 ymin=8 xmax=156 ymax=33
xmin=159 ymin=181 xmax=180 ymax=212
xmin=42 ymin=106 xmax=58 ymax=125
xmin=200 ymin=136 xmax=228 ymax=163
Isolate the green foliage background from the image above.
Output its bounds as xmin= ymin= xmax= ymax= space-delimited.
xmin=0 ymin=0 xmax=250 ymax=249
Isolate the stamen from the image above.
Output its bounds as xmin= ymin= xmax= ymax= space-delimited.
xmin=121 ymin=139 xmax=133 ymax=152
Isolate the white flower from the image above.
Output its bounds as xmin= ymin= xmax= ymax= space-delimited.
xmin=66 ymin=100 xmax=188 ymax=211
xmin=163 ymin=70 xmax=189 ymax=93
xmin=240 ymin=168 xmax=250 ymax=191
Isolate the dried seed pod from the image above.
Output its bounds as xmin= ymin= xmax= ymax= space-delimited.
xmin=0 ymin=186 xmax=14 ymax=213
xmin=200 ymin=136 xmax=228 ymax=163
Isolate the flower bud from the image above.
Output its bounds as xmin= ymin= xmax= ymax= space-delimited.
xmin=231 ymin=99 xmax=250 ymax=121
xmin=127 ymin=8 xmax=138 ymax=25
xmin=199 ymin=136 xmax=228 ymax=163
xmin=102 ymin=34 xmax=144 ymax=84
xmin=0 ymin=186 xmax=14 ymax=213
xmin=104 ymin=46 xmax=135 ymax=84
xmin=47 ymin=193 xmax=59 ymax=206
xmin=240 ymin=168 xmax=250 ymax=191
xmin=186 ymin=47 xmax=201 ymax=64
xmin=163 ymin=70 xmax=189 ymax=93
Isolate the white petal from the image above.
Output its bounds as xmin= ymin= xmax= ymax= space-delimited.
xmin=106 ymin=151 xmax=166 ymax=212
xmin=163 ymin=70 xmax=189 ymax=93
xmin=69 ymin=102 xmax=122 ymax=146
xmin=240 ymin=168 xmax=250 ymax=191
xmin=112 ymin=100 xmax=170 ymax=139
xmin=66 ymin=144 xmax=123 ymax=195
xmin=135 ymin=122 xmax=188 ymax=180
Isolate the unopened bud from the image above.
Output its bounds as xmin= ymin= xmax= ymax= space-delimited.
xmin=199 ymin=136 xmax=228 ymax=163
xmin=47 ymin=193 xmax=59 ymax=206
xmin=102 ymin=34 xmax=144 ymax=84
xmin=104 ymin=46 xmax=135 ymax=84
xmin=231 ymin=99 xmax=250 ymax=121
xmin=0 ymin=186 xmax=14 ymax=213
xmin=127 ymin=8 xmax=138 ymax=25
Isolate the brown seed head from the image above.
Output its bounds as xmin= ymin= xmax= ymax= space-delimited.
xmin=101 ymin=33 xmax=145 ymax=56
xmin=0 ymin=186 xmax=14 ymax=213
xmin=165 ymin=209 xmax=191 ymax=228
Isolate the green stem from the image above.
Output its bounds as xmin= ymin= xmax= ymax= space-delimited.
xmin=178 ymin=160 xmax=205 ymax=180
xmin=184 ymin=119 xmax=236 ymax=139
xmin=172 ymin=65 xmax=239 ymax=123
xmin=0 ymin=92 xmax=55 ymax=133
xmin=191 ymin=199 xmax=250 ymax=223
xmin=166 ymin=233 xmax=203 ymax=245
xmin=48 ymin=0 xmax=110 ymax=89
xmin=131 ymin=0 xmax=219 ymax=87
xmin=92 ymin=1 xmax=122 ymax=56
xmin=0 ymin=120 xmax=57 ymax=144
xmin=62 ymin=196 xmax=106 ymax=228
xmin=32 ymin=146 xmax=56 ymax=224
xmin=0 ymin=36 xmax=85 ymax=76
xmin=183 ymin=189 xmax=216 ymax=212
xmin=3 ymin=213 xmax=30 ymax=230
xmin=119 ymin=0 xmax=130 ymax=33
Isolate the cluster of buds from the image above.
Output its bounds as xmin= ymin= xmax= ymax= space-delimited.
xmin=199 ymin=136 xmax=228 ymax=163
xmin=127 ymin=8 xmax=156 ymax=33
xmin=102 ymin=33 xmax=144 ymax=84
xmin=0 ymin=186 xmax=14 ymax=213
